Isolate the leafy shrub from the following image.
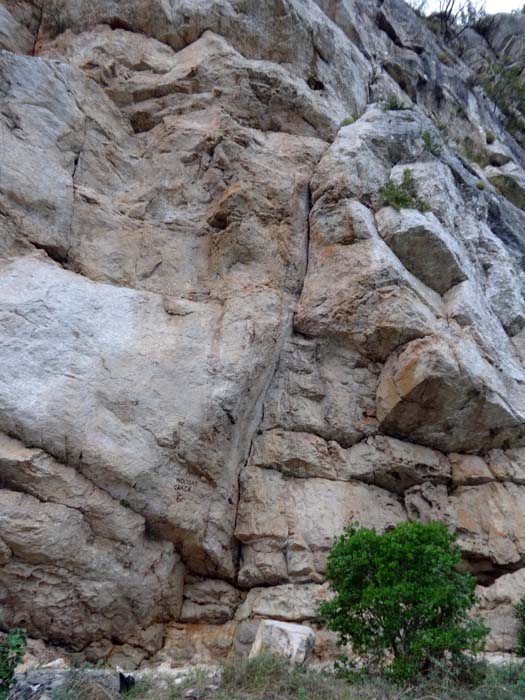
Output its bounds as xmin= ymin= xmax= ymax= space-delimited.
xmin=480 ymin=57 xmax=525 ymax=146
xmin=461 ymin=142 xmax=490 ymax=168
xmin=422 ymin=130 xmax=443 ymax=156
xmin=515 ymin=597 xmax=525 ymax=657
xmin=438 ymin=51 xmax=453 ymax=66
xmin=0 ymin=625 xmax=27 ymax=700
xmin=340 ymin=116 xmax=356 ymax=127
xmin=319 ymin=521 xmax=488 ymax=681
xmin=485 ymin=130 xmax=496 ymax=145
xmin=384 ymin=94 xmax=408 ymax=111
xmin=380 ymin=169 xmax=429 ymax=212
xmin=489 ymin=174 xmax=525 ymax=209
xmin=436 ymin=123 xmax=450 ymax=144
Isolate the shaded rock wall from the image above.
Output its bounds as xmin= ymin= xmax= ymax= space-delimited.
xmin=1 ymin=0 xmax=525 ymax=665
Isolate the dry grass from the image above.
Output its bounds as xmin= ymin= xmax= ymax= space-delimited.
xmin=51 ymin=655 xmax=525 ymax=700
xmin=51 ymin=672 xmax=120 ymax=700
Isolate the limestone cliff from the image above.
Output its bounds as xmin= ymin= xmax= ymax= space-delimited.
xmin=1 ymin=0 xmax=525 ymax=667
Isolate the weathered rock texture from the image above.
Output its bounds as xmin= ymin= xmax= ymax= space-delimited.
xmin=0 ymin=0 xmax=525 ymax=666
xmin=250 ymin=620 xmax=316 ymax=666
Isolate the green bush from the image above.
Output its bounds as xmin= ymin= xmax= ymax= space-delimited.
xmin=0 ymin=625 xmax=27 ymax=700
xmin=422 ymin=130 xmax=443 ymax=156
xmin=437 ymin=123 xmax=450 ymax=144
xmin=479 ymin=56 xmax=525 ymax=146
xmin=383 ymin=94 xmax=408 ymax=111
xmin=438 ymin=51 xmax=453 ymax=66
xmin=319 ymin=521 xmax=488 ymax=681
xmin=461 ymin=143 xmax=490 ymax=168
xmin=515 ymin=597 xmax=525 ymax=657
xmin=380 ymin=169 xmax=429 ymax=212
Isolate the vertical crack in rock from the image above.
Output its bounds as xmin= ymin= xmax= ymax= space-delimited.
xmin=31 ymin=4 xmax=44 ymax=56
xmin=232 ymin=163 xmax=321 ymax=573
xmin=68 ymin=114 xmax=87 ymax=264
xmin=301 ymin=182 xmax=313 ymax=298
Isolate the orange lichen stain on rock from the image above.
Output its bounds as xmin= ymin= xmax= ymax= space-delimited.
xmin=456 ymin=507 xmax=478 ymax=532
xmin=158 ymin=622 xmax=239 ymax=665
xmin=207 ymin=182 xmax=246 ymax=229
xmin=378 ymin=374 xmax=401 ymax=418
xmin=393 ymin=353 xmax=425 ymax=397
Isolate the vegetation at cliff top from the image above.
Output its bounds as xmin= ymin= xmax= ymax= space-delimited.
xmin=480 ymin=57 xmax=525 ymax=144
xmin=409 ymin=0 xmax=487 ymax=40
xmin=409 ymin=1 xmax=525 ymax=147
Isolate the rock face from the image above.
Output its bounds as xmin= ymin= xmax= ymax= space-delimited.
xmin=0 ymin=0 xmax=525 ymax=665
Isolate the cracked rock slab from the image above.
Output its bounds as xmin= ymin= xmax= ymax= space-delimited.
xmin=377 ymin=335 xmax=525 ymax=452
xmin=375 ymin=207 xmax=467 ymax=294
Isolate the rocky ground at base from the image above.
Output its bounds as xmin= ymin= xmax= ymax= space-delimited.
xmin=8 ymin=654 xmax=525 ymax=700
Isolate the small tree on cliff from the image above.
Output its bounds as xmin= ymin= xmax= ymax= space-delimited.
xmin=320 ymin=521 xmax=488 ymax=681
xmin=409 ymin=0 xmax=486 ymax=39
xmin=0 ymin=619 xmax=27 ymax=700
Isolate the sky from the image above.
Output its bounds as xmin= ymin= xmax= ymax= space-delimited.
xmin=422 ymin=0 xmax=523 ymax=11
xmin=484 ymin=0 xmax=522 ymax=9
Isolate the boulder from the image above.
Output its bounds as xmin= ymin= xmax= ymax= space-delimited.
xmin=0 ymin=437 xmax=184 ymax=648
xmin=375 ymin=207 xmax=467 ymax=294
xmin=488 ymin=448 xmax=525 ymax=484
xmin=236 ymin=467 xmax=406 ymax=584
xmin=260 ymin=334 xmax=379 ymax=447
xmin=487 ymin=162 xmax=525 ymax=210
xmin=377 ymin=335 xmax=525 ymax=453
xmin=341 ymin=435 xmax=450 ymax=493
xmin=9 ymin=671 xmax=120 ymax=700
xmin=389 ymin=161 xmax=463 ymax=231
xmin=449 ymin=454 xmax=494 ymax=486
xmin=250 ymin=429 xmax=338 ymax=480
xmin=0 ymin=4 xmax=35 ymax=53
xmin=153 ymin=622 xmax=239 ymax=666
xmin=295 ymin=235 xmax=441 ymax=362
xmin=250 ymin=430 xmax=451 ymax=493
xmin=406 ymin=481 xmax=525 ymax=571
xmin=0 ymin=257 xmax=291 ymax=579
xmin=484 ymin=12 xmax=525 ymax=59
xmin=180 ymin=580 xmax=243 ymax=624
xmin=236 ymin=584 xmax=329 ymax=622
xmin=250 ymin=620 xmax=316 ymax=665
xmin=477 ymin=569 xmax=525 ymax=652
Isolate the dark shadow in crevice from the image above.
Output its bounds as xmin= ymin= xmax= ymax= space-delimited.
xmin=28 ymin=240 xmax=69 ymax=266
